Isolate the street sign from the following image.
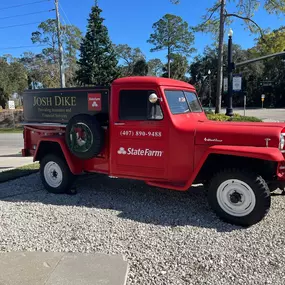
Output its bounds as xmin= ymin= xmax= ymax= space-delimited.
xmin=223 ymin=77 xmax=228 ymax=92
xmin=8 ymin=100 xmax=15 ymax=110
xmin=233 ymin=75 xmax=242 ymax=91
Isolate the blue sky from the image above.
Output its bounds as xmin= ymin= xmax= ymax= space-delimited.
xmin=0 ymin=0 xmax=284 ymax=64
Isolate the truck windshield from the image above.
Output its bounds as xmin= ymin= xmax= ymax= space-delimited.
xmin=164 ymin=90 xmax=202 ymax=114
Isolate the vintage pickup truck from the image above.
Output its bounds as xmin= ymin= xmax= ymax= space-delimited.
xmin=22 ymin=76 xmax=285 ymax=227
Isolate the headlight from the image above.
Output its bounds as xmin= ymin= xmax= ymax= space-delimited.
xmin=279 ymin=133 xmax=285 ymax=150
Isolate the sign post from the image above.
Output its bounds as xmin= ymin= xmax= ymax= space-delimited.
xmin=243 ymin=92 xmax=247 ymax=117
xmin=261 ymin=94 xmax=265 ymax=109
xmin=8 ymin=100 xmax=15 ymax=129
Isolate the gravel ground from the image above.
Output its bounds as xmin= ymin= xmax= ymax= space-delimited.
xmin=0 ymin=173 xmax=285 ymax=285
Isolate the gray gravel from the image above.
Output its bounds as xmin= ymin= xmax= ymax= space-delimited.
xmin=0 ymin=173 xmax=285 ymax=285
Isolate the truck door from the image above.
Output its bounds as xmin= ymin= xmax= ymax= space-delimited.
xmin=110 ymin=88 xmax=168 ymax=180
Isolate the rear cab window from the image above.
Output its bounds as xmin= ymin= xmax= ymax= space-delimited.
xmin=164 ymin=90 xmax=202 ymax=114
xmin=119 ymin=89 xmax=163 ymax=121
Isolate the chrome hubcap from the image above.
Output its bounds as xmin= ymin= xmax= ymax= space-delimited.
xmin=217 ymin=179 xmax=256 ymax=217
xmin=44 ymin=161 xmax=63 ymax=188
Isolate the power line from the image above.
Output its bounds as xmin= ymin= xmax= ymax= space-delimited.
xmin=0 ymin=9 xmax=55 ymax=21
xmin=59 ymin=3 xmax=72 ymax=26
xmin=60 ymin=14 xmax=70 ymax=43
xmin=0 ymin=22 xmax=42 ymax=30
xmin=0 ymin=45 xmax=48 ymax=51
xmin=0 ymin=0 xmax=51 ymax=11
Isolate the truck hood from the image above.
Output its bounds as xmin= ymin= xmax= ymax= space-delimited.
xmin=195 ymin=120 xmax=285 ymax=148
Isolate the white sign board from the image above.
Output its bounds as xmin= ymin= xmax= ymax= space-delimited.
xmin=8 ymin=100 xmax=15 ymax=110
xmin=261 ymin=94 xmax=265 ymax=99
xmin=233 ymin=75 xmax=242 ymax=91
xmin=223 ymin=77 xmax=228 ymax=92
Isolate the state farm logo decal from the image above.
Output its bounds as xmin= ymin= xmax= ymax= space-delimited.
xmin=88 ymin=93 xmax=101 ymax=111
xmin=117 ymin=147 xmax=163 ymax=157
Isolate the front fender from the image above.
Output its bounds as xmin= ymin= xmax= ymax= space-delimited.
xmin=34 ymin=136 xmax=83 ymax=174
xmin=147 ymin=145 xmax=284 ymax=191
xmin=206 ymin=145 xmax=284 ymax=162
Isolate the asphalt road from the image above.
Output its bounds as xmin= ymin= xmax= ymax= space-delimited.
xmin=0 ymin=133 xmax=23 ymax=156
xmin=220 ymin=108 xmax=285 ymax=122
xmin=0 ymin=133 xmax=33 ymax=171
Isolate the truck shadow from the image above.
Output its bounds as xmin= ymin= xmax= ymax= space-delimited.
xmin=1 ymin=173 xmax=241 ymax=232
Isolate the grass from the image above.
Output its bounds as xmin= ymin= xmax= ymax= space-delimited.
xmin=0 ymin=128 xmax=23 ymax=133
xmin=0 ymin=163 xmax=40 ymax=183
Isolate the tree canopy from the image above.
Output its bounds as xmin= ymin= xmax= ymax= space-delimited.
xmin=2 ymin=1 xmax=285 ymax=110
xmin=171 ymin=0 xmax=285 ymax=113
xmin=147 ymin=59 xmax=164 ymax=77
xmin=162 ymin=53 xmax=189 ymax=81
xmin=0 ymin=58 xmax=28 ymax=109
xmin=147 ymin=14 xmax=195 ymax=78
xmin=114 ymin=44 xmax=145 ymax=76
xmin=133 ymin=59 xmax=148 ymax=76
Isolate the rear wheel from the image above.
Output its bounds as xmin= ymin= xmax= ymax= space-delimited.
xmin=207 ymin=169 xmax=271 ymax=227
xmin=40 ymin=154 xmax=75 ymax=194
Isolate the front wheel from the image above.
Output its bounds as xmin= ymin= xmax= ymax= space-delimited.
xmin=207 ymin=169 xmax=271 ymax=227
xmin=40 ymin=154 xmax=75 ymax=194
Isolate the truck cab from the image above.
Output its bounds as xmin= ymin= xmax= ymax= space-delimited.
xmin=22 ymin=76 xmax=285 ymax=227
xmin=109 ymin=77 xmax=205 ymax=184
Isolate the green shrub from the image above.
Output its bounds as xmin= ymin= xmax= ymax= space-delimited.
xmin=230 ymin=116 xmax=262 ymax=122
xmin=206 ymin=113 xmax=262 ymax=122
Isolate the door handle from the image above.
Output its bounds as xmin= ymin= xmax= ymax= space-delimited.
xmin=114 ymin=122 xmax=125 ymax=126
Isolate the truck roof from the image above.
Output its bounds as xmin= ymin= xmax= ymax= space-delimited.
xmin=112 ymin=76 xmax=195 ymax=89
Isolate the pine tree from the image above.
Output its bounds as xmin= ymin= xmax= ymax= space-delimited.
xmin=133 ymin=59 xmax=148 ymax=76
xmin=76 ymin=3 xmax=119 ymax=86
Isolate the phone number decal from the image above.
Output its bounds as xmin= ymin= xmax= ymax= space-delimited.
xmin=120 ymin=130 xmax=162 ymax=137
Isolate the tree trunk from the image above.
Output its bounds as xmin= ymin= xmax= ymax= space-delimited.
xmin=167 ymin=47 xmax=171 ymax=78
xmin=215 ymin=0 xmax=225 ymax=114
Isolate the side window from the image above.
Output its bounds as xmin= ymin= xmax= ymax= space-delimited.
xmin=119 ymin=90 xmax=163 ymax=121
xmin=164 ymin=90 xmax=190 ymax=114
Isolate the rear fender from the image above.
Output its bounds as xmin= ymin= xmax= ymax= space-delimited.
xmin=34 ymin=136 xmax=83 ymax=174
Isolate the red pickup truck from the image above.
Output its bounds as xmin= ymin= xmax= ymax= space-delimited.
xmin=22 ymin=76 xmax=285 ymax=227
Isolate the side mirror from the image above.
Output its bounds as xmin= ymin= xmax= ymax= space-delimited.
xmin=149 ymin=93 xmax=158 ymax=103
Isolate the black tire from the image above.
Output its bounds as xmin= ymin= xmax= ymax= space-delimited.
xmin=40 ymin=154 xmax=75 ymax=194
xmin=207 ymin=169 xmax=271 ymax=227
xmin=65 ymin=114 xmax=104 ymax=160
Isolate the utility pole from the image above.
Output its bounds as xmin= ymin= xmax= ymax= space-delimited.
xmin=55 ymin=0 xmax=65 ymax=88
